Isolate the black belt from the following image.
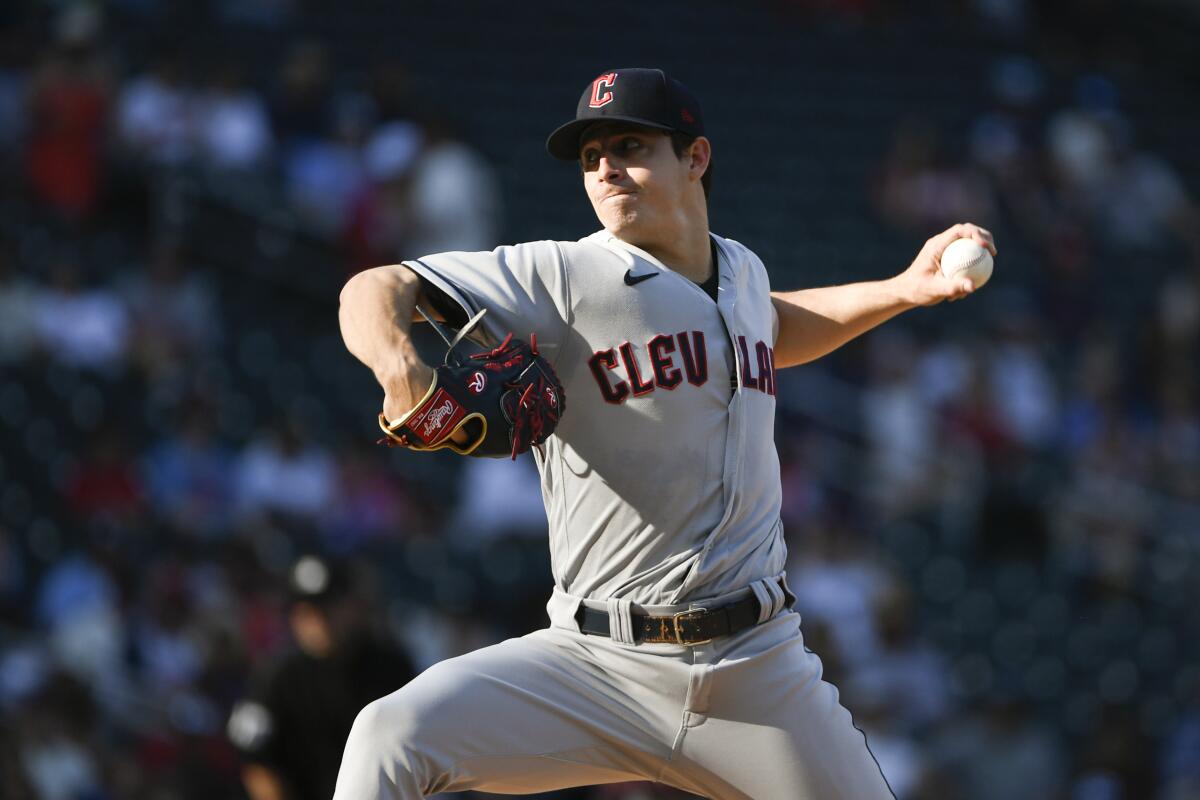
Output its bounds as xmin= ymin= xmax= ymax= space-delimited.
xmin=575 ymin=585 xmax=783 ymax=646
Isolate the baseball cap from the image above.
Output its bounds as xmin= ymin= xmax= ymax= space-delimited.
xmin=546 ymin=68 xmax=705 ymax=161
xmin=287 ymin=555 xmax=350 ymax=605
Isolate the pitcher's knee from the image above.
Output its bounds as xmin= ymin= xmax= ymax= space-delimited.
xmin=350 ymin=692 xmax=421 ymax=757
xmin=349 ymin=694 xmax=399 ymax=748
xmin=344 ymin=690 xmax=442 ymax=790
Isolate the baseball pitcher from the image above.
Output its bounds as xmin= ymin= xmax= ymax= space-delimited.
xmin=335 ymin=68 xmax=994 ymax=799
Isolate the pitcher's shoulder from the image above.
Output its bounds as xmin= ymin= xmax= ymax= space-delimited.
xmin=711 ymin=232 xmax=758 ymax=260
xmin=504 ymin=235 xmax=614 ymax=260
xmin=499 ymin=239 xmax=565 ymax=261
xmin=556 ymin=233 xmax=632 ymax=270
xmin=712 ymin=233 xmax=770 ymax=278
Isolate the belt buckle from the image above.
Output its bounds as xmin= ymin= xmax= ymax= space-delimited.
xmin=672 ymin=607 xmax=712 ymax=646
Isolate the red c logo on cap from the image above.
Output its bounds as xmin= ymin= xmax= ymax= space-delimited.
xmin=589 ymin=73 xmax=618 ymax=108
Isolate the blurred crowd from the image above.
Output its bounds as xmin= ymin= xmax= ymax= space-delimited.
xmin=2 ymin=3 xmax=500 ymax=269
xmin=0 ymin=3 xmax=1198 ymax=800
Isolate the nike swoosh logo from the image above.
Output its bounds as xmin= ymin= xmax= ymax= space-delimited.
xmin=623 ymin=270 xmax=659 ymax=286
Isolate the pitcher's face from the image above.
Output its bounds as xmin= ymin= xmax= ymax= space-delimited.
xmin=581 ymin=123 xmax=696 ymax=244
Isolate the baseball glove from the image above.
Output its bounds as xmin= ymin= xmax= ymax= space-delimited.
xmin=377 ymin=308 xmax=565 ymax=459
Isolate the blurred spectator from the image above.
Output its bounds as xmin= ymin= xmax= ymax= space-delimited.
xmin=848 ymin=697 xmax=927 ymax=800
xmin=977 ymin=445 xmax=1053 ymax=562
xmin=1048 ymin=88 xmax=1200 ymax=260
xmin=0 ymin=48 xmax=27 ymax=153
xmin=971 ymin=57 xmax=1045 ymax=165
xmin=0 ymin=725 xmax=35 ymax=799
xmin=34 ymin=544 xmax=126 ymax=693
xmin=405 ymin=113 xmax=502 ymax=256
xmin=451 ymin=454 xmax=547 ymax=544
xmin=984 ymin=293 xmax=1059 ymax=448
xmin=931 ymin=697 xmax=1067 ymax=800
xmin=35 ymin=546 xmax=118 ymax=631
xmin=841 ymin=596 xmax=942 ymax=799
xmin=875 ymin=117 xmax=996 ymax=233
xmin=367 ymin=58 xmax=416 ymax=122
xmin=1047 ymin=109 xmax=1114 ymax=204
xmin=285 ymin=93 xmax=374 ymax=236
xmin=1153 ymin=379 xmax=1200 ymax=503
xmin=115 ymin=51 xmax=195 ymax=166
xmin=789 ymin=516 xmax=898 ymax=666
xmin=321 ymin=450 xmax=418 ymax=551
xmin=228 ymin=555 xmax=414 ymax=800
xmin=194 ymin=62 xmax=273 ymax=170
xmin=32 ymin=256 xmax=131 ymax=372
xmin=272 ymin=40 xmax=333 ymax=146
xmin=1096 ymin=137 xmax=1198 ymax=255
xmin=968 ymin=56 xmax=1055 ymax=243
xmin=121 ymin=237 xmax=221 ymax=371
xmin=23 ymin=6 xmax=111 ymax=221
xmin=847 ymin=585 xmax=953 ymax=733
xmin=1154 ymin=272 xmax=1200 ymax=358
xmin=0 ymin=525 xmax=27 ymax=626
xmin=16 ymin=673 xmax=105 ymax=800
xmin=861 ymin=328 xmax=937 ymax=516
xmin=970 ymin=0 xmax=1032 ymax=41
xmin=1161 ymin=679 xmax=1200 ymax=800
xmin=132 ymin=559 xmax=205 ymax=696
xmin=346 ymin=120 xmax=423 ymax=267
xmin=0 ymin=245 xmax=37 ymax=362
xmin=143 ymin=403 xmax=236 ymax=536
xmin=64 ymin=423 xmax=146 ymax=526
xmin=217 ymin=0 xmax=296 ymax=29
xmin=236 ymin=415 xmax=337 ymax=522
xmin=1060 ymin=336 xmax=1122 ymax=455
xmin=396 ymin=604 xmax=503 ymax=673
xmin=1051 ymin=417 xmax=1153 ymax=589
xmin=1071 ymin=706 xmax=1155 ymax=799
xmin=1035 ymin=222 xmax=1098 ymax=347
xmin=233 ymin=558 xmax=291 ymax=666
xmin=776 ymin=429 xmax=825 ymax=530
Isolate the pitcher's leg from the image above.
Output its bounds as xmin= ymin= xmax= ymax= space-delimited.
xmin=661 ymin=613 xmax=895 ymax=800
xmin=333 ymin=629 xmax=676 ymax=799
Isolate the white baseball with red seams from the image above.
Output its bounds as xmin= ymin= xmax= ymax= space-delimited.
xmin=939 ymin=237 xmax=994 ymax=288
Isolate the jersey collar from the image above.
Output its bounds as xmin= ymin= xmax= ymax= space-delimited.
xmin=586 ymin=230 xmax=731 ymax=282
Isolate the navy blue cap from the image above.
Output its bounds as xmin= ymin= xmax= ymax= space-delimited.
xmin=546 ymin=68 xmax=705 ymax=160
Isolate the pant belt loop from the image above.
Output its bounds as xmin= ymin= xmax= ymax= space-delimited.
xmin=749 ymin=578 xmax=786 ymax=624
xmin=606 ymin=597 xmax=636 ymax=644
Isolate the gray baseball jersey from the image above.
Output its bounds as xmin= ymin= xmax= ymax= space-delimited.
xmin=405 ymin=230 xmax=785 ymax=604
xmin=335 ymin=231 xmax=894 ymax=799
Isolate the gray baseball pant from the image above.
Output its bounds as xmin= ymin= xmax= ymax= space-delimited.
xmin=333 ymin=585 xmax=894 ymax=799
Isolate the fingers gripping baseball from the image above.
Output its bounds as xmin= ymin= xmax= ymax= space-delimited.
xmin=903 ymin=222 xmax=997 ymax=306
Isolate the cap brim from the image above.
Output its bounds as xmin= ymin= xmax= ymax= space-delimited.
xmin=545 ymin=116 xmax=676 ymax=160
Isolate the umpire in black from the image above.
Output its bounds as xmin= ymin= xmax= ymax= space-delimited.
xmin=228 ymin=556 xmax=415 ymax=800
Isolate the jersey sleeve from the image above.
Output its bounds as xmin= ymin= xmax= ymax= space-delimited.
xmin=403 ymin=240 xmax=571 ymax=366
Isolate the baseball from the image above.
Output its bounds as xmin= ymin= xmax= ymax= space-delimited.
xmin=939 ymin=237 xmax=993 ymax=289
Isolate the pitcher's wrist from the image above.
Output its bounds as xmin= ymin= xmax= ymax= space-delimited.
xmin=380 ymin=359 xmax=436 ymax=421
